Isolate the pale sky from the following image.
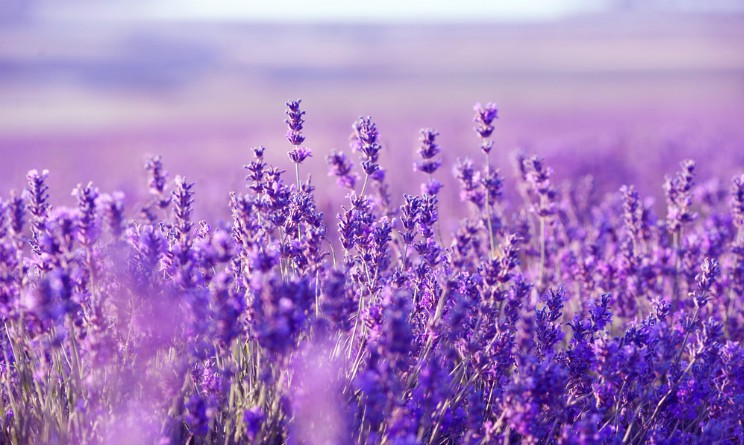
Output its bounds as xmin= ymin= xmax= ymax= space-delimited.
xmin=28 ymin=0 xmax=744 ymax=24
xmin=149 ymin=0 xmax=609 ymax=22
xmin=32 ymin=0 xmax=612 ymax=23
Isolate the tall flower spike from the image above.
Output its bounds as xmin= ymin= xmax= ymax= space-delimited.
xmin=145 ymin=155 xmax=171 ymax=209
xmin=101 ymin=192 xmax=125 ymax=239
xmin=620 ymin=185 xmax=642 ymax=241
xmin=286 ymin=100 xmax=311 ymax=189
xmin=73 ymin=182 xmax=100 ymax=249
xmin=0 ymin=198 xmax=7 ymax=240
xmin=693 ymin=257 xmax=719 ymax=308
xmin=285 ymin=99 xmax=306 ymax=146
xmin=473 ymin=102 xmax=499 ymax=153
xmin=415 ymin=128 xmax=443 ymax=195
xmin=351 ymin=116 xmax=382 ymax=178
xmin=173 ymin=175 xmax=195 ymax=243
xmin=664 ymin=159 xmax=696 ymax=233
xmin=9 ymin=191 xmax=25 ymax=237
xmin=731 ymin=173 xmax=744 ymax=230
xmin=26 ymin=169 xmax=50 ymax=253
xmin=26 ymin=169 xmax=50 ymax=222
xmin=326 ymin=150 xmax=357 ymax=190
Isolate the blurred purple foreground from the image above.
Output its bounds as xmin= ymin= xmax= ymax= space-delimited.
xmin=1 ymin=9 xmax=743 ymax=223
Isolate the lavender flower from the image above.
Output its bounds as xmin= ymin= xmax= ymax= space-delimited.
xmin=172 ymin=175 xmax=194 ymax=243
xmin=145 ymin=155 xmax=171 ymax=209
xmin=100 ymin=192 xmax=125 ymax=239
xmin=473 ymin=102 xmax=499 ymax=145
xmin=351 ymin=116 xmax=382 ymax=178
xmin=664 ymin=159 xmax=697 ymax=234
xmin=285 ymin=99 xmax=306 ymax=146
xmin=73 ymin=182 xmax=99 ymax=249
xmin=732 ymin=173 xmax=744 ymax=229
xmin=326 ymin=150 xmax=357 ymax=190
xmin=692 ymin=257 xmax=719 ymax=308
xmin=288 ymin=145 xmax=312 ymax=165
xmin=0 ymin=99 xmax=741 ymax=445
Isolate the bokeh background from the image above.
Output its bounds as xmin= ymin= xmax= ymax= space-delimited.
xmin=1 ymin=0 xmax=743 ymax=224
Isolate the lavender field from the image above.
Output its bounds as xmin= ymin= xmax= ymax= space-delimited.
xmin=2 ymin=3 xmax=744 ymax=445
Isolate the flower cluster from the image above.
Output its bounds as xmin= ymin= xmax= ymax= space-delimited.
xmin=0 ymin=99 xmax=742 ymax=445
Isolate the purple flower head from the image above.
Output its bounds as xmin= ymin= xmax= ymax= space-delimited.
xmin=620 ymin=184 xmax=643 ymax=242
xmin=567 ymin=313 xmax=593 ymax=343
xmin=29 ymin=268 xmax=75 ymax=323
xmin=184 ymin=393 xmax=211 ymax=437
xmin=250 ymin=246 xmax=279 ymax=273
xmin=731 ymin=173 xmax=744 ymax=228
xmin=100 ymin=191 xmax=125 ymax=239
xmin=481 ymin=168 xmax=504 ymax=203
xmin=588 ymin=293 xmax=613 ymax=333
xmin=8 ymin=191 xmax=25 ymax=237
xmin=145 ymin=155 xmax=171 ymax=208
xmin=414 ymin=159 xmax=442 ymax=175
xmin=252 ymin=276 xmax=313 ymax=355
xmin=0 ymin=202 xmax=8 ymax=243
xmin=692 ymin=257 xmax=719 ymax=307
xmin=379 ymin=288 xmax=414 ymax=355
xmin=543 ymin=286 xmax=566 ymax=321
xmin=523 ymin=155 xmax=557 ymax=217
xmin=417 ymin=128 xmax=441 ymax=160
xmin=473 ymin=102 xmax=499 ymax=140
xmin=326 ymin=150 xmax=357 ymax=189
xmin=285 ymin=99 xmax=306 ymax=146
xmin=535 ymin=287 xmax=566 ymax=358
xmin=26 ymin=169 xmax=51 ymax=253
xmin=421 ymin=178 xmax=443 ymax=196
xmin=321 ymin=269 xmax=355 ymax=331
xmin=370 ymin=167 xmax=385 ymax=182
xmin=172 ymin=175 xmax=194 ymax=242
xmin=26 ymin=169 xmax=50 ymax=217
xmin=454 ymin=158 xmax=484 ymax=208
xmin=288 ymin=146 xmax=312 ymax=165
xmin=253 ymin=145 xmax=266 ymax=159
xmin=351 ymin=116 xmax=382 ymax=179
xmin=664 ymin=159 xmax=697 ymax=233
xmin=243 ymin=407 xmax=264 ymax=441
xmin=72 ymin=182 xmax=100 ymax=248
xmin=211 ymin=273 xmax=245 ymax=347
xmin=351 ymin=116 xmax=379 ymax=147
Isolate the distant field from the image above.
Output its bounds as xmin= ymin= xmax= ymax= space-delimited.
xmin=1 ymin=13 xmax=743 ymax=220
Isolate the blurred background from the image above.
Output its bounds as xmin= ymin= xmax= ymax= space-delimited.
xmin=1 ymin=0 xmax=743 ymax=222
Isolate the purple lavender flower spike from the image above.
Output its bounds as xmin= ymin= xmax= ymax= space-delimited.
xmin=145 ymin=155 xmax=171 ymax=209
xmin=285 ymin=99 xmax=306 ymax=146
xmin=664 ymin=159 xmax=697 ymax=234
xmin=473 ymin=102 xmax=499 ymax=152
xmin=73 ymin=182 xmax=100 ymax=249
xmin=327 ymin=150 xmax=357 ymax=190
xmin=732 ymin=173 xmax=744 ymax=229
